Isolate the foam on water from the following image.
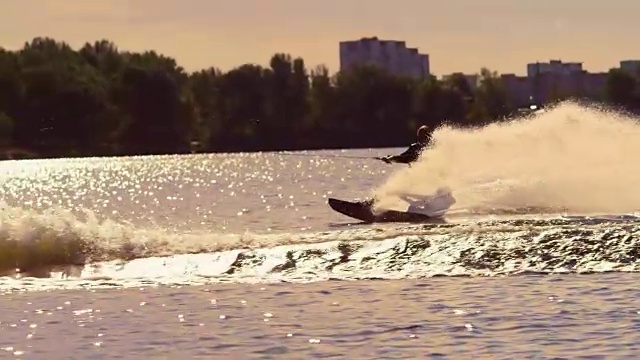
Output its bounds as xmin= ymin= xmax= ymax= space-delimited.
xmin=1 ymin=205 xmax=640 ymax=291
xmin=372 ymin=102 xmax=640 ymax=214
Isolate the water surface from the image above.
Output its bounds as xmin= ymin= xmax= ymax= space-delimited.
xmin=2 ymin=274 xmax=639 ymax=359
xmin=0 ymin=149 xmax=638 ymax=358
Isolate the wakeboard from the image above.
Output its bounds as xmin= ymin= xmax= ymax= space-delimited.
xmin=328 ymin=197 xmax=439 ymax=223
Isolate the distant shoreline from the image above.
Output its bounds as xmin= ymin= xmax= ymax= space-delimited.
xmin=0 ymin=144 xmax=408 ymax=162
xmin=0 ymin=37 xmax=635 ymax=163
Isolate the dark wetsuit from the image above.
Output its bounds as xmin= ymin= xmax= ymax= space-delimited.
xmin=386 ymin=134 xmax=431 ymax=164
xmin=388 ymin=142 xmax=427 ymax=164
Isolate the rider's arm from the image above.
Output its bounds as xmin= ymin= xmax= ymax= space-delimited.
xmin=384 ymin=144 xmax=420 ymax=164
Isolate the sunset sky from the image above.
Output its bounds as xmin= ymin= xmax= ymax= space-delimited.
xmin=1 ymin=0 xmax=639 ymax=76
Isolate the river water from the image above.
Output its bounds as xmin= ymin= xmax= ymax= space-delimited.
xmin=0 ymin=149 xmax=639 ymax=359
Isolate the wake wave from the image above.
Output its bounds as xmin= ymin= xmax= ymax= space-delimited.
xmin=0 ymin=203 xmax=437 ymax=277
xmin=1 ymin=202 xmax=640 ymax=291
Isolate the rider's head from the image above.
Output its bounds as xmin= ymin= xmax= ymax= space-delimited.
xmin=417 ymin=125 xmax=431 ymax=144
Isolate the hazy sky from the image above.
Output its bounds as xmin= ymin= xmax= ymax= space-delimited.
xmin=2 ymin=0 xmax=639 ymax=76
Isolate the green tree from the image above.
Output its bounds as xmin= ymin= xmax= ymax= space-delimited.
xmin=0 ymin=112 xmax=14 ymax=147
xmin=188 ymin=67 xmax=222 ymax=150
xmin=468 ymin=68 xmax=509 ymax=124
xmin=213 ymin=64 xmax=268 ymax=151
xmin=115 ymin=66 xmax=191 ymax=154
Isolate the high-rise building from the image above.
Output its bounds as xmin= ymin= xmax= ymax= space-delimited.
xmin=526 ymin=60 xmax=583 ymax=77
xmin=339 ymin=37 xmax=430 ymax=79
xmin=619 ymin=60 xmax=640 ymax=74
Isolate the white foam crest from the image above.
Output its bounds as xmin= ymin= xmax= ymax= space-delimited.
xmin=3 ymin=214 xmax=640 ymax=292
xmin=0 ymin=202 xmax=491 ymax=275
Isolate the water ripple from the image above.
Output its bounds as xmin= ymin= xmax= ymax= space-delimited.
xmin=4 ymin=274 xmax=627 ymax=358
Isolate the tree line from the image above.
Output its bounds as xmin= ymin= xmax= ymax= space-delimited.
xmin=0 ymin=37 xmax=637 ymax=159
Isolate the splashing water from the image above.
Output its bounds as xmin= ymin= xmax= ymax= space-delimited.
xmin=372 ymin=102 xmax=640 ymax=215
xmin=2 ymin=102 xmax=640 ymax=288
